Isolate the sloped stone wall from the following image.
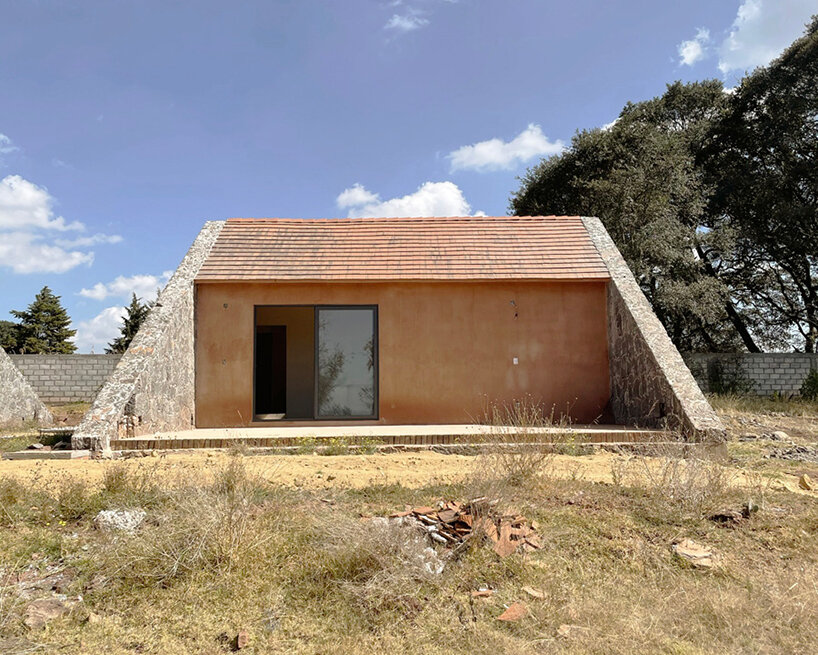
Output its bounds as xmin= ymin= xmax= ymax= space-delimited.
xmin=582 ymin=217 xmax=725 ymax=441
xmin=0 ymin=346 xmax=52 ymax=426
xmin=9 ymin=354 xmax=121 ymax=403
xmin=72 ymin=221 xmax=225 ymax=451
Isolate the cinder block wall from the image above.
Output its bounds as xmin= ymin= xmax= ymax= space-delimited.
xmin=684 ymin=353 xmax=818 ymax=396
xmin=9 ymin=354 xmax=122 ymax=403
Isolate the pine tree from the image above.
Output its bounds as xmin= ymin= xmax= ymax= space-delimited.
xmin=10 ymin=286 xmax=77 ymax=354
xmin=0 ymin=320 xmax=20 ymax=352
xmin=106 ymin=293 xmax=153 ymax=354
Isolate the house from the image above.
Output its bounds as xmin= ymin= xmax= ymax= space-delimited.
xmin=195 ymin=216 xmax=611 ymax=427
xmin=72 ymin=216 xmax=724 ymax=451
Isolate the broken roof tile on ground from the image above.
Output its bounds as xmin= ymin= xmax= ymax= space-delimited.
xmin=388 ymin=499 xmax=542 ymax=558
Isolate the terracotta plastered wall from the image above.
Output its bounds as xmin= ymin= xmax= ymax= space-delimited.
xmin=582 ymin=217 xmax=725 ymax=441
xmin=195 ymin=280 xmax=611 ymax=428
xmin=72 ymin=221 xmax=225 ymax=451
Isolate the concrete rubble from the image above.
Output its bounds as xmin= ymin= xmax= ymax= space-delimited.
xmin=768 ymin=444 xmax=818 ymax=464
xmin=93 ymin=509 xmax=146 ymax=532
xmin=672 ymin=538 xmax=717 ymax=568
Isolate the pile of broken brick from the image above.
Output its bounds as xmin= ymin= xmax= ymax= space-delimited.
xmin=388 ymin=498 xmax=542 ymax=558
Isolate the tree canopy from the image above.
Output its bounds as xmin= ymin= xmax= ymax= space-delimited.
xmin=700 ymin=16 xmax=818 ymax=352
xmin=9 ymin=286 xmax=77 ymax=354
xmin=511 ymin=17 xmax=818 ymax=353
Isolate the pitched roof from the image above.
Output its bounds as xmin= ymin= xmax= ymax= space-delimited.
xmin=195 ymin=216 xmax=610 ymax=282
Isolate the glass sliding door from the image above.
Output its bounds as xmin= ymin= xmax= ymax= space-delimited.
xmin=316 ymin=307 xmax=377 ymax=418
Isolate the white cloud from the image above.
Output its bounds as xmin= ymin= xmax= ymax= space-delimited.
xmin=0 ymin=174 xmax=121 ymax=274
xmin=601 ymin=118 xmax=619 ymax=132
xmin=0 ymin=175 xmax=82 ymax=231
xmin=678 ymin=28 xmax=710 ymax=66
xmin=447 ymin=124 xmax=564 ymax=173
xmin=55 ymin=233 xmax=124 ymax=248
xmin=336 ymin=183 xmax=380 ymax=209
xmin=72 ymin=305 xmax=126 ymax=353
xmin=718 ymin=0 xmax=817 ymax=74
xmin=78 ymin=271 xmax=172 ymax=302
xmin=0 ymin=231 xmax=94 ymax=274
xmin=336 ymin=181 xmax=479 ymax=218
xmin=0 ymin=134 xmax=18 ymax=161
xmin=385 ymin=13 xmax=429 ymax=32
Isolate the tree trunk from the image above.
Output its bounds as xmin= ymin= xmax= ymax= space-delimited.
xmin=695 ymin=245 xmax=762 ymax=353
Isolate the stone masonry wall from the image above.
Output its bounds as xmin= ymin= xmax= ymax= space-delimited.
xmin=72 ymin=221 xmax=225 ymax=451
xmin=581 ymin=217 xmax=726 ymax=441
xmin=9 ymin=354 xmax=121 ymax=403
xmin=0 ymin=346 xmax=52 ymax=426
xmin=684 ymin=353 xmax=818 ymax=396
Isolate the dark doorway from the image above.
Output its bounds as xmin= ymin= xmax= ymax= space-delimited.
xmin=254 ymin=325 xmax=287 ymax=418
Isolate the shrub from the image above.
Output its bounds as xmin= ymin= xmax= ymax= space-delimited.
xmin=610 ymin=446 xmax=733 ymax=517
xmin=101 ymin=462 xmax=166 ymax=508
xmin=801 ymin=369 xmax=818 ymax=400
xmin=291 ymin=514 xmax=444 ymax=624
xmin=707 ymin=357 xmax=753 ymax=395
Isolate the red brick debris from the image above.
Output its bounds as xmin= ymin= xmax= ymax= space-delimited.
xmin=389 ymin=498 xmax=542 ymax=558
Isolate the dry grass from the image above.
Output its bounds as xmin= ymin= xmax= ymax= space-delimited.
xmin=1 ymin=416 xmax=818 ymax=652
xmin=709 ymin=393 xmax=818 ymax=417
xmin=610 ymin=446 xmax=734 ymax=518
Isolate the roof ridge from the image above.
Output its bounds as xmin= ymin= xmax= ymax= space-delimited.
xmin=225 ymin=216 xmax=579 ymax=223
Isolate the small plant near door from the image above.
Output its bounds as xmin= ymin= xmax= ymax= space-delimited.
xmin=318 ymin=437 xmax=352 ymax=456
xmin=293 ymin=436 xmax=318 ymax=455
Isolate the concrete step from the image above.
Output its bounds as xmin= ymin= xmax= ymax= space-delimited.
xmin=111 ymin=427 xmax=666 ymax=451
xmin=2 ymin=449 xmax=91 ymax=460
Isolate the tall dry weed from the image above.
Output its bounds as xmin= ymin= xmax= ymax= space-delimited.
xmin=470 ymin=396 xmax=573 ymax=491
xmin=610 ymin=443 xmax=733 ymax=516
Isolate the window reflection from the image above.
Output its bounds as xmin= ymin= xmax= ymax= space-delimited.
xmin=317 ymin=308 xmax=376 ymax=417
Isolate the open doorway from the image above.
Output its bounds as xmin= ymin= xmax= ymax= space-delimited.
xmin=254 ymin=305 xmax=377 ymax=421
xmin=255 ymin=306 xmax=315 ymax=420
xmin=254 ymin=325 xmax=286 ymax=418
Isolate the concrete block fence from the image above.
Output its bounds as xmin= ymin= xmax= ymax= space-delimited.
xmin=684 ymin=353 xmax=818 ymax=396
xmin=9 ymin=354 xmax=122 ymax=404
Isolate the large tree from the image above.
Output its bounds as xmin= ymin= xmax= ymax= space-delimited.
xmin=106 ymin=293 xmax=153 ymax=354
xmin=511 ymin=81 xmax=758 ymax=352
xmin=10 ymin=286 xmax=77 ymax=354
xmin=0 ymin=320 xmax=20 ymax=352
xmin=701 ymin=17 xmax=818 ymax=352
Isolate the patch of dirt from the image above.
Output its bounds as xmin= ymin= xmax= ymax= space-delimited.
xmin=0 ymin=451 xmax=618 ymax=490
xmin=0 ymin=448 xmax=815 ymax=497
xmin=46 ymin=403 xmax=91 ymax=427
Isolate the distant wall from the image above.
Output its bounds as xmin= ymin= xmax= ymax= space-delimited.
xmin=9 ymin=354 xmax=121 ymax=403
xmin=684 ymin=353 xmax=818 ymax=396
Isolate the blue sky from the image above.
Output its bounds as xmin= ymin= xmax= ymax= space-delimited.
xmin=1 ymin=0 xmax=816 ymax=352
